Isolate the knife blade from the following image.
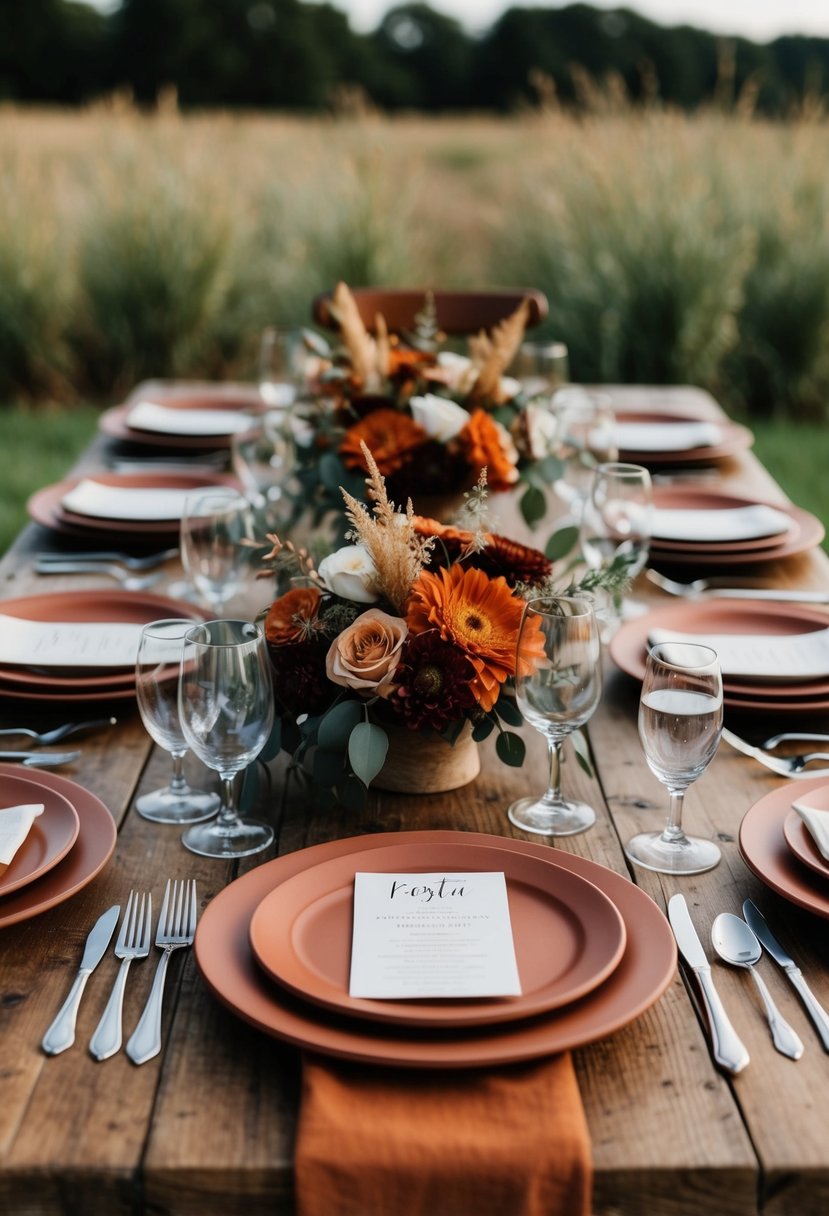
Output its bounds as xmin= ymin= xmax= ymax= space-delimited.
xmin=0 ymin=750 xmax=81 ymax=768
xmin=668 ymin=894 xmax=750 ymax=1074
xmin=743 ymin=899 xmax=829 ymax=1052
xmin=42 ymin=904 xmax=121 ymax=1056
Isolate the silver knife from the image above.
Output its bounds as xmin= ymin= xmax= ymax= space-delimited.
xmin=668 ymin=894 xmax=750 ymax=1074
xmin=42 ymin=904 xmax=121 ymax=1056
xmin=743 ymin=899 xmax=829 ymax=1052
xmin=0 ymin=750 xmax=80 ymax=768
xmin=693 ymin=589 xmax=829 ymax=603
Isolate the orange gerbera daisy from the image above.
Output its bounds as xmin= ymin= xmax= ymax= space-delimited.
xmin=406 ymin=564 xmax=545 ymax=711
xmin=340 ymin=409 xmax=428 ymax=477
xmin=457 ymin=409 xmax=519 ymax=492
xmin=264 ymin=586 xmax=322 ymax=646
xmin=412 ymin=516 xmax=553 ymax=587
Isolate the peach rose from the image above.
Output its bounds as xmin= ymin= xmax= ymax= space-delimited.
xmin=325 ymin=609 xmax=408 ymax=697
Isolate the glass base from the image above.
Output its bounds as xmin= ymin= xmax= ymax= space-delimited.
xmin=625 ymin=830 xmax=721 ymax=875
xmin=136 ymin=785 xmax=220 ymax=825
xmin=507 ymin=795 xmax=596 ymax=837
xmin=181 ymin=816 xmax=274 ymax=859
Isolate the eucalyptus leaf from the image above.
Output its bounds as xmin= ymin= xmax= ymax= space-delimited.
xmin=318 ymin=699 xmax=363 ymax=751
xmin=239 ymin=765 xmax=259 ymax=813
xmin=440 ymin=718 xmax=466 ymax=746
xmin=259 ymin=716 xmax=282 ymax=762
xmin=319 ymin=451 xmax=349 ymax=493
xmin=313 ymin=747 xmax=346 ymax=787
xmin=348 ymin=722 xmax=389 ymax=788
xmin=520 ymin=483 xmax=547 ymax=527
xmin=337 ymin=773 xmax=368 ymax=812
xmin=545 ymin=524 xmax=580 ymax=560
xmin=494 ymin=695 xmax=523 ymax=727
xmin=496 ymin=731 xmax=526 ymax=767
xmin=472 ymin=716 xmax=495 ymax=742
xmin=537 ymin=454 xmax=565 ymax=483
xmin=571 ymin=728 xmax=594 ymax=776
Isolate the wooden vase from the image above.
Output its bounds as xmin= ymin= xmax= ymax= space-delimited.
xmin=374 ymin=721 xmax=481 ymax=794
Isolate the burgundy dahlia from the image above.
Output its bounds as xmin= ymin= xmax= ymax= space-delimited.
xmin=391 ymin=631 xmax=477 ymax=731
xmin=267 ymin=638 xmax=334 ymax=717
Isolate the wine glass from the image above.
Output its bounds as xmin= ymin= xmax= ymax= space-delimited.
xmin=178 ymin=619 xmax=275 ymax=858
xmin=513 ymin=340 xmax=570 ymax=400
xmin=180 ymin=488 xmax=255 ymax=613
xmin=551 ymin=387 xmax=618 ymax=520
xmin=231 ymin=415 xmax=296 ymax=535
xmin=580 ymin=461 xmax=653 ymax=630
xmin=134 ymin=620 xmax=221 ymax=824
xmin=258 ymin=325 xmax=310 ymax=414
xmin=626 ymin=642 xmax=723 ymax=875
xmin=508 ymin=596 xmax=603 ymax=836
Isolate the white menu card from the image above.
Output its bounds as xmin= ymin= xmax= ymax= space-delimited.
xmin=649 ymin=625 xmax=829 ymax=681
xmin=349 ymin=870 xmax=522 ymax=999
xmin=0 ymin=613 xmax=145 ymax=668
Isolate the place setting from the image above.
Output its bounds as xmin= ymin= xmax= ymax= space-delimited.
xmin=739 ymin=775 xmax=829 ymax=920
xmin=97 ymin=380 xmax=263 ymax=450
xmin=610 ymin=410 xmax=754 ymax=467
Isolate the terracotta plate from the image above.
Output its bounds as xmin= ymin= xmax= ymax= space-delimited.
xmin=248 ymin=841 xmax=627 ymax=1028
xmin=195 ymin=830 xmax=677 ymax=1069
xmin=100 ymin=380 xmax=262 ymax=450
xmin=648 ymin=505 xmax=822 ymax=567
xmin=0 ymin=764 xmax=116 ymax=927
xmin=28 ymin=470 xmax=239 ymax=537
xmin=614 ymin=411 xmax=753 ymax=466
xmin=650 ymin=487 xmax=801 ymax=554
xmin=0 ymin=773 xmax=79 ymax=897
xmin=740 ymin=778 xmax=829 ymax=919
xmin=783 ymin=809 xmax=829 ymax=881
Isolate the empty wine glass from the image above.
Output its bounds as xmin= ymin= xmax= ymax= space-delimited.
xmin=508 ymin=596 xmax=603 ymax=836
xmin=551 ymin=388 xmax=618 ymax=520
xmin=581 ymin=461 xmax=653 ymax=632
xmin=231 ymin=414 xmax=296 ymax=534
xmin=513 ymin=340 xmax=570 ymax=400
xmin=258 ymin=325 xmax=314 ymax=414
xmin=626 ymin=641 xmax=723 ymax=875
xmin=180 ymin=488 xmax=255 ymax=613
xmin=178 ymin=619 xmax=275 ymax=858
xmin=134 ymin=619 xmax=220 ymax=824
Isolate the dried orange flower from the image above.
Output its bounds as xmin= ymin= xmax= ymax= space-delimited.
xmin=458 ymin=409 xmax=519 ymax=492
xmin=340 ymin=409 xmax=428 ymax=478
xmin=264 ymin=586 xmax=322 ymax=645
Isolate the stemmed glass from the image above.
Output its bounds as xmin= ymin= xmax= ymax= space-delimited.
xmin=508 ymin=596 xmax=603 ymax=836
xmin=178 ymin=619 xmax=275 ymax=858
xmin=231 ymin=416 xmax=296 ymax=535
xmin=180 ymin=488 xmax=254 ymax=613
xmin=513 ymin=340 xmax=570 ymax=400
xmin=134 ymin=619 xmax=221 ymax=825
xmin=580 ymin=461 xmax=653 ymax=629
xmin=551 ymin=388 xmax=618 ymax=520
xmin=258 ymin=325 xmax=312 ymax=414
xmin=626 ymin=642 xmax=723 ymax=875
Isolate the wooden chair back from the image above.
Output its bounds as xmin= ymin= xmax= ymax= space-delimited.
xmin=312 ymin=287 xmax=548 ymax=335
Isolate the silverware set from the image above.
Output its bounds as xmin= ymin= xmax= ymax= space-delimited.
xmin=42 ymin=879 xmax=198 ymax=1065
xmin=34 ymin=548 xmax=179 ymax=590
xmin=668 ymin=894 xmax=828 ymax=1074
xmin=0 ymin=716 xmax=117 ymax=767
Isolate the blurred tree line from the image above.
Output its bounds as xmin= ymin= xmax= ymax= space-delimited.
xmin=1 ymin=0 xmax=827 ymax=112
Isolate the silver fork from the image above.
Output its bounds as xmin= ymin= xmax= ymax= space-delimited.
xmin=722 ymin=728 xmax=829 ymax=776
xmin=89 ymin=891 xmax=153 ymax=1061
xmin=761 ymin=731 xmax=829 ymax=750
xmin=126 ymin=879 xmax=198 ymax=1066
xmin=0 ymin=717 xmax=116 ymax=747
xmin=646 ymin=569 xmax=829 ymax=603
xmin=36 ymin=548 xmax=178 ymax=571
xmin=34 ymin=561 xmax=162 ymax=592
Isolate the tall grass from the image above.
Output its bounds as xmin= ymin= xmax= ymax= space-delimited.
xmin=2 ymin=102 xmax=829 ymax=419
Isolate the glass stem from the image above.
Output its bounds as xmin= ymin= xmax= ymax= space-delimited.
xmin=662 ymin=789 xmax=688 ymax=844
xmin=170 ymin=753 xmax=188 ymax=795
xmin=218 ymin=774 xmax=240 ymax=827
xmin=544 ymin=739 xmax=564 ymax=805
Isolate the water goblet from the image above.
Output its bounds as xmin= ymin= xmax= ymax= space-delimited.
xmin=513 ymin=340 xmax=570 ymax=400
xmin=231 ymin=413 xmax=296 ymax=534
xmin=551 ymin=387 xmax=618 ymax=521
xmin=258 ymin=325 xmax=313 ymax=415
xmin=178 ymin=619 xmax=275 ymax=858
xmin=134 ymin=619 xmax=220 ymax=824
xmin=581 ymin=461 xmax=653 ymax=631
xmin=180 ymin=488 xmax=255 ymax=613
xmin=508 ymin=596 xmax=603 ymax=836
xmin=626 ymin=641 xmax=723 ymax=875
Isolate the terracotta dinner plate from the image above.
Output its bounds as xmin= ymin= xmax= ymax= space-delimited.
xmin=739 ymin=779 xmax=829 ymax=919
xmin=648 ymin=505 xmax=822 ymax=567
xmin=783 ymin=809 xmax=829 ymax=881
xmin=0 ymin=764 xmax=116 ymax=927
xmin=99 ymin=380 xmax=262 ymax=450
xmin=649 ymin=487 xmax=800 ymax=554
xmin=614 ymin=411 xmax=753 ymax=466
xmin=248 ymin=841 xmax=627 ymax=1028
xmin=28 ymin=470 xmax=240 ymax=537
xmin=0 ymin=772 xmax=79 ymax=897
xmin=195 ymin=830 xmax=677 ymax=1069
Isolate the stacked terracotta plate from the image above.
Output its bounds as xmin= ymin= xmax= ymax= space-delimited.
xmin=648 ymin=487 xmax=824 ymax=568
xmin=614 ymin=411 xmax=753 ymax=467
xmin=611 ymin=599 xmax=829 ymax=715
xmin=0 ymin=589 xmax=204 ymax=704
xmin=740 ymin=779 xmax=829 ymax=920
xmin=27 ymin=470 xmax=240 ymax=541
xmin=0 ymin=765 xmax=116 ymax=927
xmin=194 ymin=830 xmax=677 ymax=1068
xmin=99 ymin=381 xmax=262 ymax=451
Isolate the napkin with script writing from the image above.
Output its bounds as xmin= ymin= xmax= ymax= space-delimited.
xmin=648 ymin=626 xmax=829 ymax=682
xmin=791 ymin=796 xmax=829 ymax=862
xmin=0 ymin=804 xmax=44 ymax=875
xmin=62 ymin=479 xmax=219 ymax=521
xmin=295 ymin=1052 xmax=591 ymax=1216
xmin=126 ymin=400 xmax=257 ymax=436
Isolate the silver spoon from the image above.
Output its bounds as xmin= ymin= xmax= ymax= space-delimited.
xmin=711 ymin=913 xmax=804 ymax=1059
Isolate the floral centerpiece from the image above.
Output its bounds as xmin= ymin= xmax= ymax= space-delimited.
xmin=259 ymin=445 xmax=628 ymax=811
xmin=285 ymin=283 xmax=563 ymax=538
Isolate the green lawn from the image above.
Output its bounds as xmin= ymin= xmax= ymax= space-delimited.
xmin=750 ymin=421 xmax=829 ymax=552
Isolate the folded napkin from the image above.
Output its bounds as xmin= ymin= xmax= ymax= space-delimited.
xmin=0 ymin=613 xmax=144 ymax=668
xmin=0 ymin=803 xmax=44 ymax=873
xmin=648 ymin=626 xmax=829 ymax=681
xmin=295 ymin=1052 xmax=590 ymax=1216
xmin=652 ymin=504 xmax=792 ymax=543
xmin=126 ymin=400 xmax=257 ymax=436
xmin=614 ymin=421 xmax=723 ymax=452
xmin=791 ymin=801 xmax=829 ymax=861
xmin=61 ymin=479 xmax=218 ymax=521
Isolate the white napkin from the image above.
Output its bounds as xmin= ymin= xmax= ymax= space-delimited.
xmin=652 ymin=504 xmax=792 ymax=543
xmin=791 ymin=800 xmax=829 ymax=862
xmin=648 ymin=626 xmax=829 ymax=681
xmin=0 ymin=803 xmax=45 ymax=869
xmin=0 ymin=613 xmax=145 ymax=668
xmin=62 ymin=479 xmax=218 ymax=521
xmin=614 ymin=421 xmax=723 ymax=452
xmin=127 ymin=400 xmax=257 ymax=436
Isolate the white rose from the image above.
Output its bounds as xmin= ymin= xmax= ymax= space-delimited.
xmin=409 ymin=393 xmax=470 ymax=443
xmin=317 ymin=544 xmax=379 ymax=603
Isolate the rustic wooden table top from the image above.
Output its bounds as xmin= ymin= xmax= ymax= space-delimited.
xmin=1 ymin=386 xmax=828 ymax=1216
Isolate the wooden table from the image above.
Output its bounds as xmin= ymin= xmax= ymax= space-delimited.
xmin=1 ymin=387 xmax=828 ymax=1215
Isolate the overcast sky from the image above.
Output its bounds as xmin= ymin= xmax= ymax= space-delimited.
xmin=337 ymin=0 xmax=829 ymax=38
